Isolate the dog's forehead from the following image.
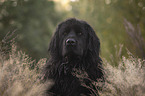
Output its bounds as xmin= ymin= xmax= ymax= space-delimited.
xmin=60 ymin=23 xmax=83 ymax=32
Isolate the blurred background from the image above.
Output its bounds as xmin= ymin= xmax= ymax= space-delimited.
xmin=0 ymin=0 xmax=145 ymax=63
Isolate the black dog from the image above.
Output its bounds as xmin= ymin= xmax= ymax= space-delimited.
xmin=43 ymin=18 xmax=104 ymax=96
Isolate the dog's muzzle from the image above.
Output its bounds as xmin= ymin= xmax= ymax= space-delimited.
xmin=66 ymin=38 xmax=77 ymax=46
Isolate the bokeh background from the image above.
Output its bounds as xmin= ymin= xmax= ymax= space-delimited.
xmin=0 ymin=0 xmax=145 ymax=96
xmin=0 ymin=0 xmax=145 ymax=62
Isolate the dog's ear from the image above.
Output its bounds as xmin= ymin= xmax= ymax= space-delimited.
xmin=84 ymin=22 xmax=100 ymax=56
xmin=48 ymin=24 xmax=62 ymax=57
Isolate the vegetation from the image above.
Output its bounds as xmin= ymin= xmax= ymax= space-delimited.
xmin=0 ymin=0 xmax=63 ymax=60
xmin=0 ymin=0 xmax=144 ymax=61
xmin=0 ymin=34 xmax=52 ymax=96
xmin=0 ymin=0 xmax=145 ymax=95
xmin=69 ymin=0 xmax=145 ymax=60
xmin=0 ymin=34 xmax=145 ymax=96
xmin=99 ymin=54 xmax=145 ymax=96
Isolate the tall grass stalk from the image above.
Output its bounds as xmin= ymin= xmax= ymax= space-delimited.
xmin=0 ymin=44 xmax=51 ymax=96
xmin=0 ymin=32 xmax=145 ymax=96
xmin=98 ymin=54 xmax=145 ymax=96
xmin=124 ymin=19 xmax=145 ymax=59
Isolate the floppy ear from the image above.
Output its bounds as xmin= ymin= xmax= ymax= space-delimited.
xmin=84 ymin=22 xmax=100 ymax=56
xmin=48 ymin=24 xmax=61 ymax=57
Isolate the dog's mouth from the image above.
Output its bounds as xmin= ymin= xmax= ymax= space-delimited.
xmin=63 ymin=43 xmax=76 ymax=55
xmin=66 ymin=46 xmax=76 ymax=52
xmin=63 ymin=47 xmax=82 ymax=61
xmin=64 ymin=47 xmax=82 ymax=59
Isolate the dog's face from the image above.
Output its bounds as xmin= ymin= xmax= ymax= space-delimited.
xmin=49 ymin=18 xmax=100 ymax=60
xmin=59 ymin=23 xmax=87 ymax=57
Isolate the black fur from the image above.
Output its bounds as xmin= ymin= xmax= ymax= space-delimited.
xmin=43 ymin=18 xmax=104 ymax=96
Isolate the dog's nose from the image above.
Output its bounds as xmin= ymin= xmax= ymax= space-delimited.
xmin=66 ymin=38 xmax=76 ymax=46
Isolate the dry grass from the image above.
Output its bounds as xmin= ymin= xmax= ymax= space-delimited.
xmin=0 ymin=32 xmax=145 ymax=96
xmin=98 ymin=54 xmax=145 ymax=96
xmin=69 ymin=47 xmax=145 ymax=96
xmin=1 ymin=45 xmax=145 ymax=96
xmin=0 ymin=44 xmax=52 ymax=96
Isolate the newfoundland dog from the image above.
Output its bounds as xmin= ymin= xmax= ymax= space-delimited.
xmin=43 ymin=18 xmax=104 ymax=96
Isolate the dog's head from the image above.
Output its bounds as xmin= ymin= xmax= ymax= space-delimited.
xmin=49 ymin=18 xmax=100 ymax=60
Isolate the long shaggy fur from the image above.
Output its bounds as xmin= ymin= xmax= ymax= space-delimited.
xmin=43 ymin=18 xmax=104 ymax=96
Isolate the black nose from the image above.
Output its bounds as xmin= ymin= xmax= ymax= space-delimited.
xmin=66 ymin=38 xmax=76 ymax=46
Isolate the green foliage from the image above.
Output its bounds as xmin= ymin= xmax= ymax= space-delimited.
xmin=0 ymin=0 xmax=63 ymax=60
xmin=68 ymin=0 xmax=145 ymax=61
xmin=0 ymin=0 xmax=145 ymax=63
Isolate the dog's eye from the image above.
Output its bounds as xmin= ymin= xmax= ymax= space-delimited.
xmin=63 ymin=31 xmax=68 ymax=35
xmin=77 ymin=32 xmax=83 ymax=36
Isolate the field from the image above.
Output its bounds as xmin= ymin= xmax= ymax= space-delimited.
xmin=0 ymin=0 xmax=145 ymax=95
xmin=0 ymin=40 xmax=145 ymax=96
